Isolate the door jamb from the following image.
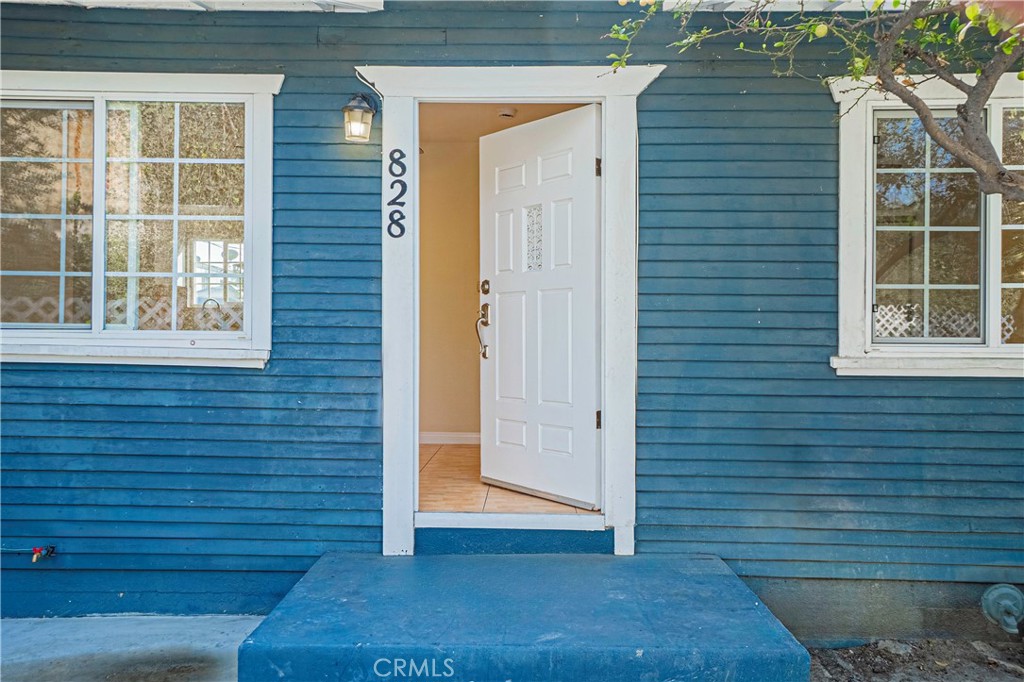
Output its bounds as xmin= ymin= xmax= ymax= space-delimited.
xmin=357 ymin=66 xmax=665 ymax=557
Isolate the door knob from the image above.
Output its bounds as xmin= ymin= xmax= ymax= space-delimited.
xmin=476 ymin=303 xmax=490 ymax=359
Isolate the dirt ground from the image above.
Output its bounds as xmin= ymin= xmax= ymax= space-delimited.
xmin=811 ymin=639 xmax=1024 ymax=681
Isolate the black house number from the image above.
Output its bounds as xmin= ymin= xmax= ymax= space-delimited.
xmin=386 ymin=148 xmax=408 ymax=238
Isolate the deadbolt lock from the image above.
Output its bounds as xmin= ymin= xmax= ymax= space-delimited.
xmin=480 ymin=279 xmax=491 ymax=295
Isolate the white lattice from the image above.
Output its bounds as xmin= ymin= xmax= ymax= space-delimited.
xmin=2 ymin=296 xmax=60 ymax=323
xmin=874 ymin=303 xmax=924 ymax=338
xmin=929 ymin=308 xmax=981 ymax=338
xmin=105 ymin=297 xmax=242 ymax=331
xmin=876 ymin=304 xmax=1020 ymax=341
xmin=1002 ymin=315 xmax=1016 ymax=343
xmin=184 ymin=303 xmax=244 ymax=331
xmin=1 ymin=295 xmax=90 ymax=324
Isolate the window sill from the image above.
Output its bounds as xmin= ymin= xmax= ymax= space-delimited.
xmin=831 ymin=354 xmax=1023 ymax=378
xmin=1 ymin=343 xmax=269 ymax=369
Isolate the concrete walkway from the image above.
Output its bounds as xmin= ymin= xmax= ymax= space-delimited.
xmin=1 ymin=615 xmax=262 ymax=682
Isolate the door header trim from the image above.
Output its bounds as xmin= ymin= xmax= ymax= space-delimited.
xmin=357 ymin=65 xmax=665 ymax=98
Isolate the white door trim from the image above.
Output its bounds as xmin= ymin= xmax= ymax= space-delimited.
xmin=358 ymin=65 xmax=665 ymax=557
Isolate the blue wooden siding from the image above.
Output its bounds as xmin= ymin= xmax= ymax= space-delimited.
xmin=0 ymin=2 xmax=1021 ymax=616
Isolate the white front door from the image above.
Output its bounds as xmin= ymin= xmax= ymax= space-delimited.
xmin=478 ymin=104 xmax=601 ymax=510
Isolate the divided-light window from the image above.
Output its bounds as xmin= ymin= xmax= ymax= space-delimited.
xmin=871 ymin=108 xmax=1023 ymax=346
xmin=2 ymin=99 xmax=247 ymax=332
xmin=0 ymin=72 xmax=279 ymax=368
xmin=831 ymin=74 xmax=1024 ymax=377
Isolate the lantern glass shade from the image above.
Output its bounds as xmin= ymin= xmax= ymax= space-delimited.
xmin=343 ymin=95 xmax=376 ymax=143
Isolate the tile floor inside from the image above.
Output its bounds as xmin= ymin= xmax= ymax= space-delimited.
xmin=418 ymin=444 xmax=599 ymax=514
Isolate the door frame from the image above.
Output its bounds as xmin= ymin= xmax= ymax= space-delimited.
xmin=357 ymin=65 xmax=665 ymax=557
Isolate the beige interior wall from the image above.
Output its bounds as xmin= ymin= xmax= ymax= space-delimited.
xmin=419 ymin=140 xmax=481 ymax=434
xmin=419 ymin=103 xmax=583 ymax=437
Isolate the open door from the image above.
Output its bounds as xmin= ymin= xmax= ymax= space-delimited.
xmin=478 ymin=104 xmax=601 ymax=510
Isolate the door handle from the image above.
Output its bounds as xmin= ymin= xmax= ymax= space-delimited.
xmin=476 ymin=303 xmax=490 ymax=359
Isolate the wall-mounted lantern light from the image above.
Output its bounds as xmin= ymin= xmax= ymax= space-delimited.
xmin=343 ymin=93 xmax=377 ymax=143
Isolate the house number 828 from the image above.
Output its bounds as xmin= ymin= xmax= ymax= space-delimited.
xmin=386 ymin=149 xmax=408 ymax=238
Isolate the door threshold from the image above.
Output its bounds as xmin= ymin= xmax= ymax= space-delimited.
xmin=414 ymin=512 xmax=606 ymax=531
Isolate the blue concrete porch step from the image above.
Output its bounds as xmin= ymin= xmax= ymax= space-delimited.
xmin=239 ymin=553 xmax=809 ymax=682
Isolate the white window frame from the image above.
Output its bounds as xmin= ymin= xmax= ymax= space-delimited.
xmin=0 ymin=71 xmax=282 ymax=368
xmin=830 ymin=74 xmax=1024 ymax=378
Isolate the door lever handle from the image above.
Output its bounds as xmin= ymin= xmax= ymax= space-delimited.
xmin=476 ymin=303 xmax=490 ymax=359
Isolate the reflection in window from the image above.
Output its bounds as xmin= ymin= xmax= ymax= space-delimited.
xmin=0 ymin=102 xmax=94 ymax=327
xmin=104 ymin=101 xmax=245 ymax=332
xmin=1001 ymin=108 xmax=1024 ymax=344
xmin=872 ymin=112 xmax=981 ymax=341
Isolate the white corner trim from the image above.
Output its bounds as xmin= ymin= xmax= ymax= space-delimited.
xmin=357 ymin=65 xmax=666 ymax=98
xmin=370 ymin=65 xmax=659 ymax=557
xmin=0 ymin=70 xmax=285 ymax=95
xmin=415 ymin=512 xmax=606 ymax=531
xmin=828 ymin=73 xmax=1022 ymax=104
xmin=831 ymin=355 xmax=1023 ymax=378
xmin=419 ymin=432 xmax=481 ymax=445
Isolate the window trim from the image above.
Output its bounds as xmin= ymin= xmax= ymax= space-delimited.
xmin=829 ymin=74 xmax=1024 ymax=378
xmin=0 ymin=71 xmax=282 ymax=368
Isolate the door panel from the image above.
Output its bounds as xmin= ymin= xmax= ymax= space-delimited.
xmin=479 ymin=104 xmax=601 ymax=510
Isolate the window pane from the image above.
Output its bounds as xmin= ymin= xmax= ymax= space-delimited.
xmin=876 ymin=173 xmax=925 ymax=226
xmin=874 ymin=289 xmax=924 ymax=339
xmin=1 ymin=218 xmax=61 ymax=271
xmin=106 ymin=102 xmax=174 ymax=158
xmin=1 ymin=102 xmax=94 ymax=328
xmin=178 ymin=163 xmax=244 ymax=216
xmin=179 ymin=279 xmax=244 ymax=331
xmin=931 ymin=117 xmax=969 ymax=168
xmin=177 ymin=220 xmax=244 ymax=332
xmin=65 ymin=275 xmax=92 ymax=324
xmin=1003 ymin=108 xmax=1024 ymax=166
xmin=105 ymin=276 xmax=173 ymax=330
xmin=876 ymin=117 xmax=924 ymax=168
xmin=106 ymin=162 xmax=174 ymax=215
xmin=105 ymin=220 xmax=174 ymax=273
xmin=0 ymin=161 xmax=62 ymax=214
xmin=930 ymin=231 xmax=980 ymax=285
xmin=179 ymin=103 xmax=245 ymax=159
xmin=0 ymin=275 xmax=60 ymax=323
xmin=929 ymin=290 xmax=980 ymax=338
xmin=930 ymin=174 xmax=980 ymax=227
xmin=1004 ymin=230 xmax=1024 ymax=285
xmin=1 ymin=107 xmax=64 ymax=157
xmin=66 ymin=220 xmax=93 ymax=272
xmin=1004 ymin=200 xmax=1024 ymax=226
xmin=876 ymin=231 xmax=924 ymax=284
xmin=1002 ymin=289 xmax=1024 ymax=344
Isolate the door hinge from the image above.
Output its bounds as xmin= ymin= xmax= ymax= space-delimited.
xmin=596 ymin=410 xmax=602 ymax=429
xmin=596 ymin=157 xmax=602 ymax=177
xmin=872 ymin=134 xmax=880 ymax=145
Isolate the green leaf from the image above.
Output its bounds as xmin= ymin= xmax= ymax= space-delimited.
xmin=872 ymin=0 xmax=884 ymax=10
xmin=987 ymin=14 xmax=1001 ymax=36
xmin=738 ymin=41 xmax=745 ymax=49
xmin=1018 ymin=71 xmax=1024 ymax=81
xmin=964 ymin=3 xmax=980 ymax=21
xmin=892 ymin=0 xmax=900 ymax=8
